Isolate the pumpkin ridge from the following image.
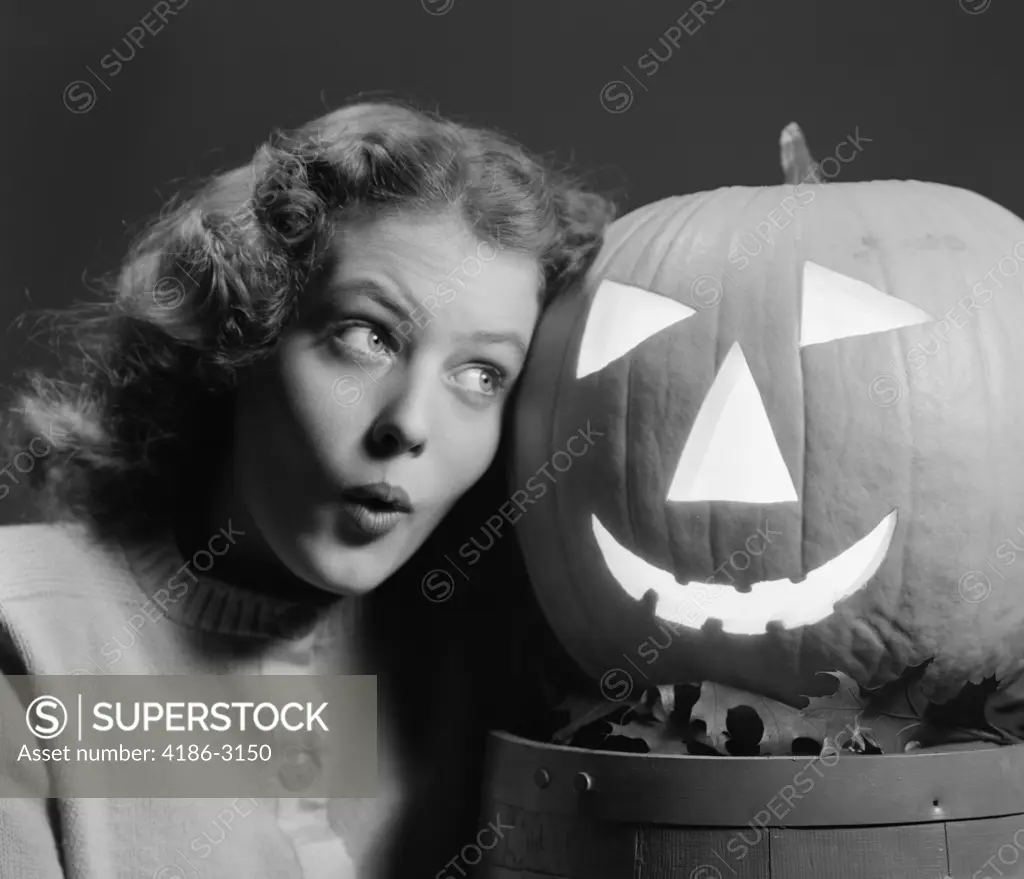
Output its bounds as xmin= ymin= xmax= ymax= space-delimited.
xmin=594 ymin=199 xmax=679 ymax=275
xmin=918 ymin=184 xmax=1004 ymax=699
xmin=959 ymin=183 xmax=1018 ymax=688
xmin=572 ymin=202 xmax=669 ymax=666
xmin=552 ymin=288 xmax=600 ymax=664
xmin=845 ymin=182 xmax=913 ymax=681
xmin=794 ymin=191 xmax=810 ymax=669
xmin=690 ymin=191 xmax=742 ymax=593
xmin=651 ymin=194 xmax=723 ymax=592
xmin=619 ymin=199 xmax=688 ymax=568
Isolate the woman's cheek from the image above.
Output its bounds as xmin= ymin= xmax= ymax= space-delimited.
xmin=280 ymin=342 xmax=366 ymax=467
xmin=436 ymin=411 xmax=502 ymax=494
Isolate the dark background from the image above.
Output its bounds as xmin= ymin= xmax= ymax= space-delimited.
xmin=0 ymin=0 xmax=1019 ymax=523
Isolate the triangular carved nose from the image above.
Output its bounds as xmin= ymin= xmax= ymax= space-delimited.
xmin=667 ymin=343 xmax=798 ymax=504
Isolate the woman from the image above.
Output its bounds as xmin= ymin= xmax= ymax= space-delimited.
xmin=0 ymin=100 xmax=614 ymax=878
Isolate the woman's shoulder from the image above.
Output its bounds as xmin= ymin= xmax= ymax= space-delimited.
xmin=0 ymin=520 xmax=142 ymax=668
xmin=0 ymin=520 xmax=127 ymax=601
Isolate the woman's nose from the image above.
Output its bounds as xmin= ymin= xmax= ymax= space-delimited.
xmin=366 ymin=376 xmax=430 ymax=459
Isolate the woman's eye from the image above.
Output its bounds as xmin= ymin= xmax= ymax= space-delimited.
xmin=331 ymin=324 xmax=396 ymax=363
xmin=452 ymin=365 xmax=506 ymax=398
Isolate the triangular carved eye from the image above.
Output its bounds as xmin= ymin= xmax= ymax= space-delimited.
xmin=667 ymin=343 xmax=798 ymax=505
xmin=800 ymin=261 xmax=934 ymax=348
xmin=576 ymin=280 xmax=695 ymax=378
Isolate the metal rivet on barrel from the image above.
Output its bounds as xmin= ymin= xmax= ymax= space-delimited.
xmin=573 ymin=771 xmax=593 ymax=793
xmin=534 ymin=768 xmax=551 ymax=789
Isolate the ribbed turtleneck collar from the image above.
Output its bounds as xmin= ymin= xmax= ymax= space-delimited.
xmin=117 ymin=528 xmax=345 ymax=641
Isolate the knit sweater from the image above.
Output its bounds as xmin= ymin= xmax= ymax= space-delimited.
xmin=0 ymin=521 xmax=486 ymax=879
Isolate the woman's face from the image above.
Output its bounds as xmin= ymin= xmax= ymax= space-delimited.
xmin=232 ymin=210 xmax=542 ymax=596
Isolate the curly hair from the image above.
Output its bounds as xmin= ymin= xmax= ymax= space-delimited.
xmin=1 ymin=100 xmax=615 ymax=543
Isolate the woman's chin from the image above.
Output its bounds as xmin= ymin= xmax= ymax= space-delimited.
xmin=287 ymin=524 xmax=413 ymax=598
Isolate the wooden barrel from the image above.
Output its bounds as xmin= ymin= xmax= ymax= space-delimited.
xmin=477 ymin=730 xmax=1024 ymax=879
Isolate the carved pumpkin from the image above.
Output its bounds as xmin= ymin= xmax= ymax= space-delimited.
xmin=511 ymin=125 xmax=1024 ymax=706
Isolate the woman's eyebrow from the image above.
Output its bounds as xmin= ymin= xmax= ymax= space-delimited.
xmin=459 ymin=330 xmax=529 ymax=361
xmin=332 ymin=279 xmax=419 ymax=322
xmin=327 ymin=281 xmax=530 ymax=359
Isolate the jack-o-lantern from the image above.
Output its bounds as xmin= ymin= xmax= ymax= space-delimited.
xmin=512 ymin=124 xmax=1024 ymax=707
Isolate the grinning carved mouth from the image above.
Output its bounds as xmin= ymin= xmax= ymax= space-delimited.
xmin=591 ymin=510 xmax=898 ymax=635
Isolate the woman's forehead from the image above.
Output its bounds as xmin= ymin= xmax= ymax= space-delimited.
xmin=321 ymin=214 xmax=542 ymax=341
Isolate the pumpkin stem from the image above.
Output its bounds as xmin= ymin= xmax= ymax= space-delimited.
xmin=780 ymin=122 xmax=820 ymax=185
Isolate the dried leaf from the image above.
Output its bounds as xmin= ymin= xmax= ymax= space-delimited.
xmin=691 ymin=671 xmax=908 ymax=755
xmin=604 ymin=687 xmax=694 ymax=755
xmin=604 ymin=720 xmax=695 ymax=754
xmin=550 ymin=691 xmax=628 ymax=744
xmin=564 ymin=687 xmax=701 ymax=755
xmin=862 ymin=667 xmax=1019 ymax=751
xmin=690 ymin=680 xmax=822 ymax=755
xmin=854 ymin=672 xmax=927 ymax=753
xmin=801 ymin=671 xmax=864 ymax=726
xmin=801 ymin=671 xmax=885 ymax=753
xmin=549 ymin=665 xmax=1019 ymax=757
